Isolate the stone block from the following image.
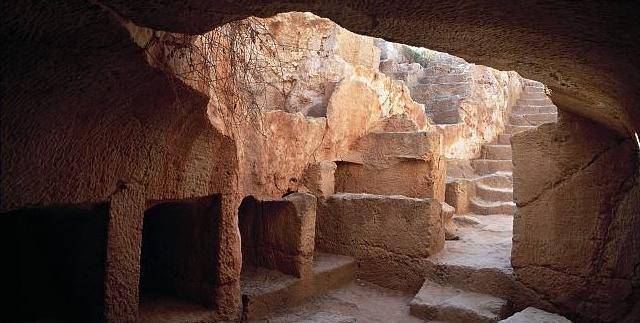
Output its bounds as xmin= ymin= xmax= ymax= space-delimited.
xmin=441 ymin=202 xmax=459 ymax=240
xmin=316 ymin=193 xmax=444 ymax=289
xmin=336 ymin=131 xmax=445 ymax=201
xmin=499 ymin=307 xmax=570 ymax=323
xmin=445 ymin=179 xmax=474 ymax=215
xmin=240 ymin=193 xmax=317 ymax=278
xmin=300 ymin=161 xmax=337 ymax=199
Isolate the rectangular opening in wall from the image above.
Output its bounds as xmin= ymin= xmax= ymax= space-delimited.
xmin=1 ymin=203 xmax=109 ymax=322
xmin=138 ymin=195 xmax=221 ymax=319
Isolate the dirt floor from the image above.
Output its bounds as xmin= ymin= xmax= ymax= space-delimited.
xmin=256 ymin=279 xmax=423 ymax=323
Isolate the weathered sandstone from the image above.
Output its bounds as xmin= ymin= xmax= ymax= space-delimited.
xmin=300 ymin=161 xmax=337 ymax=199
xmin=335 ymin=131 xmax=445 ymax=200
xmin=512 ymin=110 xmax=639 ymax=322
xmin=3 ymin=1 xmax=639 ymax=321
xmin=239 ymin=193 xmax=317 ymax=278
xmin=377 ymin=39 xmax=524 ymax=160
xmin=316 ymin=193 xmax=444 ymax=290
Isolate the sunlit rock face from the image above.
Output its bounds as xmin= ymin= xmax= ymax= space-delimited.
xmin=123 ymin=12 xmax=432 ymax=199
xmin=136 ymin=12 xmax=435 ymax=198
xmin=377 ymin=40 xmax=524 ymax=159
xmin=102 ymin=0 xmax=639 ymax=137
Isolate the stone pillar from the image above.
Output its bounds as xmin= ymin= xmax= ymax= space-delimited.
xmin=104 ymin=183 xmax=145 ymax=322
xmin=214 ymin=193 xmax=243 ymax=320
xmin=445 ymin=179 xmax=473 ymax=215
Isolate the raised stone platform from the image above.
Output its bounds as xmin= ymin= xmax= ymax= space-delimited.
xmin=316 ymin=193 xmax=444 ymax=290
xmin=241 ymin=253 xmax=356 ymax=320
xmin=335 ymin=131 xmax=445 ymax=200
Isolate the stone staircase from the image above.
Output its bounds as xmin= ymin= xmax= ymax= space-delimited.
xmin=468 ymin=80 xmax=557 ymax=217
xmin=248 ymin=81 xmax=561 ymax=322
xmin=408 ymin=80 xmax=559 ymax=322
xmin=379 ymin=54 xmax=472 ymax=124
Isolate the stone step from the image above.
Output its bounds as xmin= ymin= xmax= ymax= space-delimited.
xmin=475 ymin=183 xmax=513 ymax=202
xmin=410 ymin=280 xmax=509 ymax=323
xmin=509 ymin=113 xmax=557 ymax=126
xmin=523 ymin=85 xmax=545 ymax=94
xmin=496 ymin=133 xmax=512 ymax=145
xmin=511 ymin=105 xmax=557 ymax=114
xmin=523 ymin=80 xmax=544 ymax=87
xmin=241 ymin=253 xmax=356 ymax=320
xmin=516 ymin=98 xmax=552 ymax=106
xmin=505 ymin=125 xmax=537 ymax=135
xmin=470 ymin=198 xmax=516 ymax=215
xmin=422 ymin=215 xmax=544 ymax=311
xmin=433 ymin=74 xmax=471 ymax=83
xmin=414 ymin=81 xmax=470 ymax=89
xmin=471 ymin=159 xmax=513 ymax=175
xmin=474 ymin=173 xmax=513 ymax=189
xmin=481 ymin=144 xmax=512 ymax=160
xmin=518 ymin=92 xmax=548 ymax=100
xmin=499 ymin=307 xmax=570 ymax=322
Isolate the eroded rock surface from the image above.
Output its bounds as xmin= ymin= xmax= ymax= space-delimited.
xmin=335 ymin=131 xmax=445 ymax=200
xmin=512 ymin=110 xmax=640 ymax=322
xmin=102 ymin=0 xmax=640 ymax=136
xmin=377 ymin=41 xmax=524 ymax=159
xmin=4 ymin=2 xmax=638 ymax=322
xmin=317 ymin=193 xmax=444 ymax=290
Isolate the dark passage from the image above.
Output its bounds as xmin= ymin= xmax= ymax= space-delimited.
xmin=139 ymin=195 xmax=222 ymax=309
xmin=1 ymin=203 xmax=109 ymax=322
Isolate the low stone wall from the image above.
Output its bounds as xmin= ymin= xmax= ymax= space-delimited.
xmin=316 ymin=193 xmax=444 ymax=290
xmin=239 ymin=193 xmax=317 ymax=278
xmin=511 ymin=111 xmax=640 ymax=322
xmin=336 ymin=131 xmax=446 ymax=201
xmin=335 ymin=160 xmax=440 ymax=199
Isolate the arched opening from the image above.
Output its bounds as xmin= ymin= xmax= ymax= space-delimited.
xmin=2 ymin=2 xmax=638 ymax=322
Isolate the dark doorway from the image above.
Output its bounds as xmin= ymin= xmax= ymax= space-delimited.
xmin=1 ymin=203 xmax=109 ymax=322
xmin=139 ymin=195 xmax=222 ymax=310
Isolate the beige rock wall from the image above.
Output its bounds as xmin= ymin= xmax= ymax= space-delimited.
xmin=4 ymin=1 xmax=638 ymax=321
xmin=197 ymin=13 xmax=432 ymax=198
xmin=511 ymin=111 xmax=640 ymax=322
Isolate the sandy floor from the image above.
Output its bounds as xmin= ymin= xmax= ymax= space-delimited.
xmin=256 ymin=279 xmax=423 ymax=323
xmin=256 ymin=214 xmax=514 ymax=323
